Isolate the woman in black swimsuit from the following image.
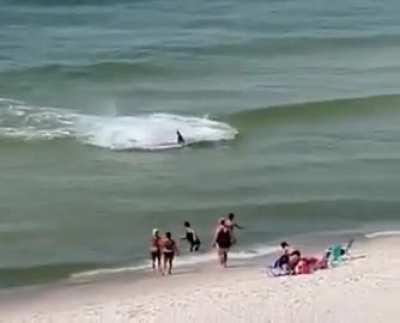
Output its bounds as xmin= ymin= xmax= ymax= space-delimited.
xmin=213 ymin=219 xmax=231 ymax=267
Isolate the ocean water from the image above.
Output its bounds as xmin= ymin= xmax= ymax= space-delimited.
xmin=1 ymin=0 xmax=400 ymax=287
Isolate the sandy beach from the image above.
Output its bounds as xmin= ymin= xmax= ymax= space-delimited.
xmin=0 ymin=234 xmax=399 ymax=323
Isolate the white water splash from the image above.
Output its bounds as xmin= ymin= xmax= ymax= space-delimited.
xmin=0 ymin=99 xmax=238 ymax=150
xmin=76 ymin=113 xmax=238 ymax=151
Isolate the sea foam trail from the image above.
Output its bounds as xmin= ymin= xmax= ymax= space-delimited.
xmin=0 ymin=99 xmax=238 ymax=151
xmin=365 ymin=231 xmax=400 ymax=239
xmin=77 ymin=113 xmax=238 ymax=151
xmin=70 ymin=245 xmax=279 ymax=280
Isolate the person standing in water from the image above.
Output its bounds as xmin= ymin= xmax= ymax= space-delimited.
xmin=177 ymin=130 xmax=185 ymax=145
xmin=161 ymin=232 xmax=179 ymax=275
xmin=224 ymin=212 xmax=243 ymax=245
xmin=212 ymin=219 xmax=231 ymax=267
xmin=150 ymin=228 xmax=161 ymax=272
xmin=181 ymin=221 xmax=201 ymax=252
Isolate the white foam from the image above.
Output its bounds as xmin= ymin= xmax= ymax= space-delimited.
xmin=70 ymin=263 xmax=151 ymax=279
xmin=0 ymin=99 xmax=238 ymax=150
xmin=0 ymin=101 xmax=76 ymax=140
xmin=76 ymin=113 xmax=238 ymax=151
xmin=0 ymin=127 xmax=72 ymax=140
xmin=0 ymin=97 xmax=24 ymax=105
xmin=365 ymin=231 xmax=400 ymax=239
xmin=70 ymin=245 xmax=278 ymax=280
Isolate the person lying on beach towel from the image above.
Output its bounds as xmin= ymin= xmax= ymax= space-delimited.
xmin=293 ymin=256 xmax=328 ymax=275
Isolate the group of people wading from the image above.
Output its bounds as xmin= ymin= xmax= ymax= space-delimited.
xmin=150 ymin=213 xmax=242 ymax=275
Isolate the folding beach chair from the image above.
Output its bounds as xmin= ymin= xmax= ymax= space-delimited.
xmin=327 ymin=238 xmax=354 ymax=267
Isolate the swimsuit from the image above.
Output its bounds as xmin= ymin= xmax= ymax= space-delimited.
xmin=216 ymin=228 xmax=231 ymax=249
xmin=186 ymin=228 xmax=201 ymax=251
xmin=163 ymin=239 xmax=176 ymax=259
xmin=150 ymin=237 xmax=161 ymax=258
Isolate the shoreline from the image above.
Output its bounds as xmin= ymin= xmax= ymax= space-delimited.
xmin=0 ymin=227 xmax=368 ymax=291
xmin=2 ymin=231 xmax=400 ymax=322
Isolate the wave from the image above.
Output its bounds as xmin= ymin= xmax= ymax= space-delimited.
xmin=3 ymin=33 xmax=400 ymax=83
xmin=228 ymin=94 xmax=400 ymax=131
xmin=0 ymin=262 xmax=100 ymax=288
xmin=0 ymin=98 xmax=238 ymax=150
xmin=2 ymin=93 xmax=400 ymax=150
xmin=365 ymin=231 xmax=400 ymax=239
xmin=194 ymin=34 xmax=400 ymax=58
xmin=0 ymin=0 xmax=133 ymax=6
xmin=0 ymin=61 xmax=175 ymax=86
xmin=0 ymin=244 xmax=278 ymax=287
xmin=78 ymin=113 xmax=238 ymax=150
xmin=70 ymin=244 xmax=279 ymax=280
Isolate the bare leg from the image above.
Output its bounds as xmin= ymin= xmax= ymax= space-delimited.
xmin=162 ymin=254 xmax=167 ymax=275
xmin=223 ymin=251 xmax=228 ymax=268
xmin=151 ymin=253 xmax=156 ymax=271
xmin=157 ymin=254 xmax=161 ymax=273
xmin=168 ymin=257 xmax=173 ymax=275
xmin=218 ymin=249 xmax=225 ymax=267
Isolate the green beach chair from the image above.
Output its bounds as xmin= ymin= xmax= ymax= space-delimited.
xmin=327 ymin=244 xmax=343 ymax=267
xmin=327 ymin=239 xmax=354 ymax=267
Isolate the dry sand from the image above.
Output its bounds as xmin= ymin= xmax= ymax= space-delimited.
xmin=1 ymin=235 xmax=399 ymax=323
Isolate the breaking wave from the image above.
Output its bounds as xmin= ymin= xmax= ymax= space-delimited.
xmin=0 ymin=98 xmax=238 ymax=151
